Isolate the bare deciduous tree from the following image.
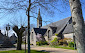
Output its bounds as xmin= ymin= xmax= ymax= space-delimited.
xmin=10 ymin=17 xmax=26 ymax=50
xmin=13 ymin=25 xmax=25 ymax=50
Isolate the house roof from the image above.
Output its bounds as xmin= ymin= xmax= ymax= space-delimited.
xmin=49 ymin=26 xmax=57 ymax=34
xmin=0 ymin=32 xmax=4 ymax=40
xmin=42 ymin=17 xmax=72 ymax=34
xmin=10 ymin=34 xmax=17 ymax=38
xmin=33 ymin=28 xmax=47 ymax=35
xmin=63 ymin=24 xmax=73 ymax=34
xmin=0 ymin=32 xmax=8 ymax=44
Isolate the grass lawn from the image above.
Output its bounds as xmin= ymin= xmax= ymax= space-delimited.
xmin=0 ymin=50 xmax=49 ymax=53
xmin=51 ymin=46 xmax=75 ymax=50
xmin=40 ymin=45 xmax=76 ymax=50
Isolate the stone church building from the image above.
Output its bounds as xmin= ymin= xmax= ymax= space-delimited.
xmin=30 ymin=9 xmax=74 ymax=46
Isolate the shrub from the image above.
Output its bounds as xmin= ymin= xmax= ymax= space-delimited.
xmin=58 ymin=38 xmax=68 ymax=46
xmin=58 ymin=39 xmax=63 ymax=45
xmin=36 ymin=41 xmax=48 ymax=46
xmin=63 ymin=44 xmax=67 ymax=47
xmin=55 ymin=34 xmax=58 ymax=36
xmin=68 ymin=42 xmax=74 ymax=47
xmin=65 ymin=38 xmax=73 ymax=43
xmin=50 ymin=38 xmax=58 ymax=46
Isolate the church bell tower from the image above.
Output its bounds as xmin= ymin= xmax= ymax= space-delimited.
xmin=37 ymin=9 xmax=42 ymax=28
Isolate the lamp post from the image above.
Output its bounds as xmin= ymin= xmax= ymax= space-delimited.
xmin=6 ymin=23 xmax=10 ymax=37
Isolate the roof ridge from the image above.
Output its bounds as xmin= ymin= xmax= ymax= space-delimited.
xmin=43 ymin=16 xmax=71 ymax=27
xmin=34 ymin=28 xmax=47 ymax=30
xmin=51 ymin=17 xmax=71 ymax=24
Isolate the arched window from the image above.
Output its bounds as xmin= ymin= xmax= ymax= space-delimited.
xmin=31 ymin=32 xmax=33 ymax=41
xmin=48 ymin=30 xmax=51 ymax=40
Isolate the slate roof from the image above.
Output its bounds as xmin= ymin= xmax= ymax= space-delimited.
xmin=33 ymin=28 xmax=47 ymax=35
xmin=10 ymin=34 xmax=17 ymax=38
xmin=0 ymin=32 xmax=8 ymax=44
xmin=42 ymin=17 xmax=73 ymax=34
xmin=49 ymin=26 xmax=57 ymax=34
xmin=63 ymin=24 xmax=73 ymax=34
xmin=0 ymin=33 xmax=4 ymax=44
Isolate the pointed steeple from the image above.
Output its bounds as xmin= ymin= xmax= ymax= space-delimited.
xmin=38 ymin=8 xmax=40 ymax=16
xmin=37 ymin=8 xmax=42 ymax=28
xmin=37 ymin=8 xmax=41 ymax=19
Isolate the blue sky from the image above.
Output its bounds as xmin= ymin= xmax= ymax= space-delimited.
xmin=0 ymin=0 xmax=85 ymax=36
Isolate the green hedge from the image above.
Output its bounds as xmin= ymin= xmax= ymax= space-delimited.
xmin=36 ymin=41 xmax=48 ymax=46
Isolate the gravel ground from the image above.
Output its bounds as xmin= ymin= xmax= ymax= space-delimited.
xmin=0 ymin=48 xmax=16 ymax=51
xmin=0 ymin=44 xmax=77 ymax=53
xmin=31 ymin=46 xmax=77 ymax=53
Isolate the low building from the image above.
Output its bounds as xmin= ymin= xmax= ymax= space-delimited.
xmin=0 ymin=30 xmax=7 ymax=44
xmin=30 ymin=9 xmax=74 ymax=46
xmin=10 ymin=33 xmax=17 ymax=44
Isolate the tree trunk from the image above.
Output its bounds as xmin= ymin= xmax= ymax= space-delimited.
xmin=28 ymin=0 xmax=31 ymax=53
xmin=17 ymin=35 xmax=22 ymax=50
xmin=69 ymin=0 xmax=85 ymax=53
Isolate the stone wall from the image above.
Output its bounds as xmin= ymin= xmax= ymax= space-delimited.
xmin=63 ymin=33 xmax=73 ymax=39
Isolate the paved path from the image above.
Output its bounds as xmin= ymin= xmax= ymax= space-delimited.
xmin=0 ymin=44 xmax=77 ymax=53
xmin=30 ymin=46 xmax=77 ymax=53
xmin=0 ymin=48 xmax=16 ymax=51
